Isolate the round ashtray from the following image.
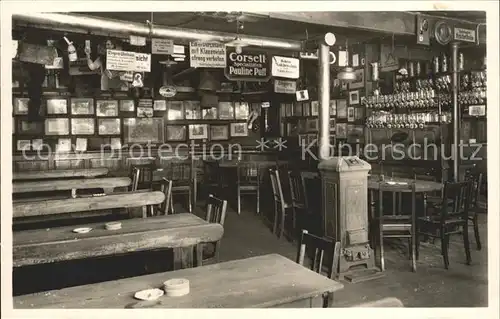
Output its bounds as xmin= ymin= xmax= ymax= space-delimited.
xmin=105 ymin=222 xmax=122 ymax=230
xmin=73 ymin=227 xmax=92 ymax=234
xmin=134 ymin=288 xmax=164 ymax=301
xmin=163 ymin=278 xmax=190 ymax=297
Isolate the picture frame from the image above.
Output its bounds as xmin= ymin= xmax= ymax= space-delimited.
xmin=184 ymin=101 xmax=202 ymax=120
xmin=310 ymin=101 xmax=319 ymax=116
xmin=280 ymin=103 xmax=286 ymax=118
xmin=218 ymin=102 xmax=234 ymax=120
xmin=285 ymin=103 xmax=293 ymax=118
xmin=354 ymin=107 xmax=364 ymax=120
xmin=56 ymin=138 xmax=72 ymax=153
xmin=167 ymin=101 xmax=184 ymax=120
xmin=210 ymin=125 xmax=229 ymax=141
xmin=96 ymin=100 xmax=119 ymax=117
xmin=329 ymin=100 xmax=337 ymax=116
xmin=71 ymin=98 xmax=94 ymax=115
xmin=137 ymin=106 xmax=154 ymax=118
xmin=202 ymin=107 xmax=218 ymax=120
xmin=17 ymin=139 xmax=31 ymax=151
xmin=98 ymin=118 xmax=121 ymax=135
xmin=306 ymin=118 xmax=319 ymax=132
xmin=349 ymin=90 xmax=360 ymax=105
xmin=153 ymin=99 xmax=167 ymax=111
xmin=45 ymin=118 xmax=69 ymax=135
xmin=75 ymin=138 xmax=88 ymax=152
xmin=336 ymin=123 xmax=347 ymax=139
xmin=234 ymin=102 xmax=250 ymax=120
xmin=302 ymin=102 xmax=311 ymax=116
xmin=71 ymin=118 xmax=95 ymax=135
xmin=46 ymin=99 xmax=68 ymax=115
xmin=349 ymin=69 xmax=365 ymax=89
xmin=119 ymin=99 xmax=135 ymax=112
xmin=293 ymin=102 xmax=303 ymax=117
xmin=123 ymin=118 xmax=164 ymax=144
xmin=32 ymin=139 xmax=43 ymax=151
xmin=336 ymin=99 xmax=347 ymax=118
xmin=230 ymin=122 xmax=248 ymax=137
xmin=13 ymin=97 xmax=29 ymax=115
xmin=110 ymin=137 xmax=122 ymax=150
xmin=330 ymin=118 xmax=336 ymax=132
xmin=166 ymin=125 xmax=187 ymax=141
xmin=347 ymin=106 xmax=355 ymax=122
xmin=18 ymin=120 xmax=43 ymax=135
xmin=188 ymin=124 xmax=209 ymax=140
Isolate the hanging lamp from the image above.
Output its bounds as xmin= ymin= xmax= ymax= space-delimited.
xmin=337 ymin=39 xmax=356 ymax=81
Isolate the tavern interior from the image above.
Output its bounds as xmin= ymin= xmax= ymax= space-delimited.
xmin=9 ymin=11 xmax=488 ymax=308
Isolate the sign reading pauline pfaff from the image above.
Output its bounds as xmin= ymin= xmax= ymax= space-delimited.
xmin=224 ymin=48 xmax=270 ymax=82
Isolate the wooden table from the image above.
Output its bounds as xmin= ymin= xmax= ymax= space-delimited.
xmin=13 ymin=177 xmax=131 ymax=194
xmin=368 ymin=176 xmax=442 ymax=192
xmin=217 ymin=160 xmax=288 ymax=168
xmin=14 ymin=254 xmax=343 ymax=308
xmin=13 ymin=213 xmax=223 ymax=268
xmin=13 ymin=191 xmax=165 ymax=219
xmin=13 ymin=168 xmax=109 ymax=181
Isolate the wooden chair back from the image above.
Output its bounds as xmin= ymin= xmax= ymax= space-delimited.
xmin=296 ymin=229 xmax=339 ymax=279
xmin=288 ymin=170 xmax=305 ymax=208
xmin=130 ymin=167 xmax=140 ymax=191
xmin=300 ymin=171 xmax=321 ymax=213
xmin=131 ymin=163 xmax=155 ymax=190
xmin=203 ymin=160 xmax=220 ymax=185
xmin=269 ymin=169 xmax=286 ymax=206
xmin=466 ymin=171 xmax=483 ymax=207
xmin=237 ymin=162 xmax=260 ymax=185
xmin=163 ymin=160 xmax=192 ymax=185
xmin=157 ymin=178 xmax=173 ymax=215
xmin=377 ymin=182 xmax=416 ymax=221
xmin=205 ymin=194 xmax=228 ymax=225
xmin=441 ymin=181 xmax=471 ymax=219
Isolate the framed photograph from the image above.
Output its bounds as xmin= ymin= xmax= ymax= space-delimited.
xmin=184 ymin=101 xmax=202 ymax=120
xmin=347 ymin=106 xmax=355 ymax=122
xmin=336 ymin=123 xmax=347 ymax=139
xmin=13 ymin=97 xmax=29 ymax=115
xmin=235 ymin=102 xmax=250 ymax=120
xmin=202 ymin=107 xmax=218 ymax=120
xmin=354 ymin=107 xmax=364 ymax=120
xmin=311 ymin=101 xmax=319 ymax=116
xmin=210 ymin=125 xmax=229 ymax=141
xmin=188 ymin=124 xmax=209 ymax=140
xmin=17 ymin=139 xmax=31 ymax=151
xmin=18 ymin=120 xmax=43 ymax=135
xmin=124 ymin=118 xmax=164 ymax=144
xmin=336 ymin=99 xmax=347 ymax=118
xmin=280 ymin=103 xmax=286 ymax=118
xmin=46 ymin=99 xmax=68 ymax=115
xmin=137 ymin=106 xmax=154 ymax=118
xmin=120 ymin=99 xmax=135 ymax=112
xmin=153 ymin=99 xmax=167 ymax=111
xmin=98 ymin=118 xmax=121 ymax=135
xmin=166 ymin=125 xmax=187 ymax=141
xmin=330 ymin=118 xmax=336 ymax=132
xmin=71 ymin=118 xmax=95 ymax=135
xmin=349 ymin=69 xmax=365 ymax=89
xmin=285 ymin=103 xmax=293 ymax=117
xmin=306 ymin=118 xmax=319 ymax=132
xmin=293 ymin=102 xmax=303 ymax=117
xmin=45 ymin=118 xmax=69 ymax=135
xmin=56 ymin=138 xmax=72 ymax=153
xmin=218 ymin=102 xmax=234 ymax=120
xmin=71 ymin=98 xmax=94 ymax=115
xmin=96 ymin=100 xmax=119 ymax=117
xmin=75 ymin=138 xmax=88 ymax=151
xmin=167 ymin=101 xmax=184 ymax=120
xmin=230 ymin=123 xmax=248 ymax=137
xmin=349 ymin=90 xmax=360 ymax=105
xmin=110 ymin=137 xmax=122 ymax=150
xmin=32 ymin=139 xmax=43 ymax=151
xmin=329 ymin=100 xmax=337 ymax=116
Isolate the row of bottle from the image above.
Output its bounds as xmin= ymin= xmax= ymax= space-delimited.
xmin=363 ymin=90 xmax=438 ymax=109
xmin=365 ymin=112 xmax=452 ymax=129
xmin=458 ymin=88 xmax=487 ymax=106
xmin=461 ymin=71 xmax=487 ymax=90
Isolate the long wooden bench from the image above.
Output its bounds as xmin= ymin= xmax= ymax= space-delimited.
xmin=13 ymin=191 xmax=164 ymax=219
xmin=13 ymin=177 xmax=131 ymax=194
xmin=13 ymin=213 xmax=223 ymax=268
xmin=14 ymin=254 xmax=342 ymax=308
xmin=13 ymin=168 xmax=109 ymax=181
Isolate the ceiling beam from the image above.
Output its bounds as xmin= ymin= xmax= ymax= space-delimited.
xmin=260 ymin=12 xmax=486 ymax=45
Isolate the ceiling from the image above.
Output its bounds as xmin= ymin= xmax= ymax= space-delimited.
xmin=419 ymin=11 xmax=486 ymax=23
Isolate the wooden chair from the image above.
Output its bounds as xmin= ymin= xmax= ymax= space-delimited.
xmin=466 ymin=171 xmax=484 ymax=250
xmin=130 ymin=163 xmax=155 ymax=190
xmin=269 ymin=168 xmax=294 ymax=239
xmin=300 ymin=171 xmax=323 ymax=235
xmin=296 ymin=229 xmax=341 ymax=308
xmin=416 ymin=181 xmax=472 ymax=269
xmin=201 ymin=194 xmax=228 ymax=265
xmin=236 ymin=162 xmax=261 ymax=215
xmin=375 ymin=182 xmax=417 ymax=272
xmin=202 ymin=160 xmax=221 ymax=197
xmin=162 ymin=160 xmax=193 ymax=213
xmin=130 ymin=167 xmax=140 ymax=192
xmin=156 ymin=178 xmax=173 ymax=216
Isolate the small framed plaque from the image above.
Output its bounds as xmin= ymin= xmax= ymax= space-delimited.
xmin=153 ymin=99 xmax=167 ymax=111
xmin=306 ymin=118 xmax=319 ymax=132
xmin=218 ymin=102 xmax=234 ymax=120
xmin=310 ymin=101 xmax=319 ymax=116
xmin=98 ymin=118 xmax=121 ymax=135
xmin=45 ymin=118 xmax=69 ymax=135
xmin=336 ymin=123 xmax=347 ymax=139
xmin=167 ymin=101 xmax=184 ymax=120
xmin=210 ymin=125 xmax=229 ymax=141
xmin=202 ymin=107 xmax=218 ymax=120
xmin=347 ymin=106 xmax=355 ymax=122
xmin=188 ymin=124 xmax=208 ymax=140
xmin=119 ymin=99 xmax=135 ymax=112
xmin=184 ymin=101 xmax=202 ymax=120
xmin=47 ymin=99 xmax=68 ymax=114
xmin=13 ymin=97 xmax=29 ymax=115
xmin=96 ymin=100 xmax=119 ymax=117
xmin=349 ymin=90 xmax=360 ymax=105
xmin=166 ymin=125 xmax=187 ymax=142
xmin=71 ymin=98 xmax=94 ymax=115
xmin=230 ymin=122 xmax=248 ymax=137
xmin=234 ymin=102 xmax=250 ymax=120
xmin=71 ymin=118 xmax=95 ymax=135
xmin=337 ymin=99 xmax=347 ymax=118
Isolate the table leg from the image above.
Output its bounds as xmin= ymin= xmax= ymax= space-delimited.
xmin=172 ymin=246 xmax=195 ymax=270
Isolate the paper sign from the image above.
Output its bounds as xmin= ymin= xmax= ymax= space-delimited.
xmin=120 ymin=71 xmax=134 ymax=82
xmin=106 ymin=49 xmax=151 ymax=72
xmin=129 ymin=35 xmax=147 ymax=46
xmin=468 ymin=105 xmax=485 ymax=116
xmin=189 ymin=41 xmax=226 ymax=68
xmin=352 ymin=54 xmax=359 ymax=67
xmin=454 ymin=27 xmax=476 ymax=43
xmin=152 ymin=38 xmax=174 ymax=55
xmin=271 ymin=56 xmax=299 ymax=79
xmin=274 ymin=79 xmax=297 ymax=94
xmin=296 ymin=90 xmax=309 ymax=101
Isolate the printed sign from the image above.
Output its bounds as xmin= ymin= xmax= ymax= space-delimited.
xmin=271 ymin=56 xmax=300 ymax=79
xmin=152 ymin=38 xmax=174 ymax=55
xmin=106 ymin=49 xmax=151 ymax=72
xmin=224 ymin=48 xmax=270 ymax=82
xmin=189 ymin=41 xmax=226 ymax=68
xmin=296 ymin=90 xmax=309 ymax=101
xmin=454 ymin=27 xmax=476 ymax=43
xmin=468 ymin=105 xmax=486 ymax=116
xmin=274 ymin=79 xmax=297 ymax=94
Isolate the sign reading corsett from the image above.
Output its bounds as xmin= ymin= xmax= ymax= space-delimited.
xmin=224 ymin=48 xmax=270 ymax=82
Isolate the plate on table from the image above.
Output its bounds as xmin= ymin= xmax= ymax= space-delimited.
xmin=134 ymin=288 xmax=164 ymax=301
xmin=72 ymin=227 xmax=92 ymax=234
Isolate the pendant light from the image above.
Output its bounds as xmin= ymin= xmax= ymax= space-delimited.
xmin=337 ymin=38 xmax=356 ymax=81
xmin=225 ymin=20 xmax=248 ymax=54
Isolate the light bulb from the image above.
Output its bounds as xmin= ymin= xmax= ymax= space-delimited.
xmin=235 ymin=45 xmax=242 ymax=54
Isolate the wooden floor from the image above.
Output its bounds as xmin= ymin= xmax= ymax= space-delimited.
xmin=13 ymin=199 xmax=488 ymax=307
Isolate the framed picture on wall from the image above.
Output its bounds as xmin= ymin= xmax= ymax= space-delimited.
xmin=47 ymin=99 xmax=68 ymax=114
xmin=347 ymin=107 xmax=355 ymax=122
xmin=329 ymin=100 xmax=337 ymax=116
xmin=137 ymin=106 xmax=154 ymax=118
xmin=18 ymin=120 xmax=43 ymax=135
xmin=336 ymin=123 xmax=347 ymax=138
xmin=230 ymin=123 xmax=248 ymax=137
xmin=218 ymin=102 xmax=234 ymax=120
xmin=302 ymin=102 xmax=311 ymax=116
xmin=119 ymin=99 xmax=135 ymax=112
xmin=234 ymin=102 xmax=250 ymax=120
xmin=110 ymin=137 xmax=122 ymax=150
xmin=98 ymin=118 xmax=121 ymax=135
xmin=167 ymin=101 xmax=184 ymax=120
xmin=96 ymin=100 xmax=119 ymax=117
xmin=56 ymin=138 xmax=72 ymax=153
xmin=45 ymin=118 xmax=69 ymax=135
xmin=306 ymin=118 xmax=319 ymax=132
xmin=123 ymin=118 xmax=164 ymax=144
xmin=202 ymin=107 xmax=218 ymax=120
xmin=32 ymin=139 xmax=43 ymax=151
xmin=184 ymin=101 xmax=202 ymax=120
xmin=16 ymin=139 xmax=31 ymax=151
xmin=293 ymin=102 xmax=303 ymax=117
xmin=13 ymin=98 xmax=29 ymax=115
xmin=349 ymin=69 xmax=365 ymax=89
xmin=310 ymin=101 xmax=319 ymax=116
xmin=349 ymin=90 xmax=360 ymax=105
xmin=75 ymin=138 xmax=88 ymax=151
xmin=336 ymin=99 xmax=347 ymax=118
xmin=71 ymin=118 xmax=95 ymax=135
xmin=210 ymin=125 xmax=229 ymax=141
xmin=354 ymin=107 xmax=364 ymax=120
xmin=188 ymin=124 xmax=208 ymax=140
xmin=166 ymin=125 xmax=187 ymax=141
xmin=330 ymin=118 xmax=336 ymax=132
xmin=153 ymin=99 xmax=167 ymax=111
xmin=71 ymin=98 xmax=94 ymax=115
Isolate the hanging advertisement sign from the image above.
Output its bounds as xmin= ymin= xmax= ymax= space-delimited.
xmin=274 ymin=79 xmax=297 ymax=94
xmin=271 ymin=56 xmax=300 ymax=79
xmin=224 ymin=48 xmax=270 ymax=82
xmin=152 ymin=38 xmax=174 ymax=55
xmin=106 ymin=49 xmax=151 ymax=72
xmin=189 ymin=41 xmax=226 ymax=68
xmin=454 ymin=27 xmax=476 ymax=43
